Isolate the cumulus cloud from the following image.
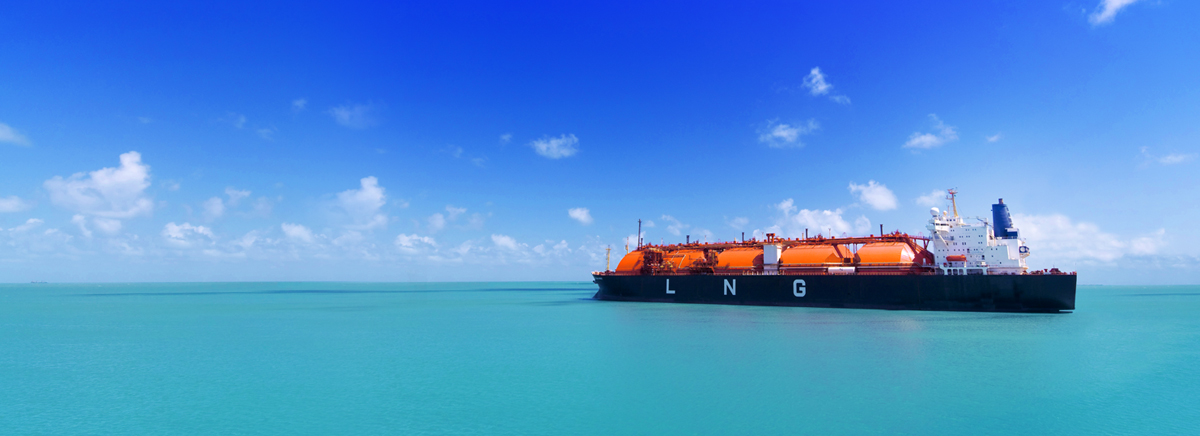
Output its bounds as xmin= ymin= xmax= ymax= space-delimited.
xmin=758 ymin=119 xmax=819 ymax=148
xmin=915 ymin=189 xmax=947 ymax=207
xmin=986 ymin=133 xmax=1002 ymax=143
xmin=225 ymin=187 xmax=251 ymax=205
xmin=1089 ymin=0 xmax=1142 ymax=26
xmin=568 ymin=207 xmax=593 ymax=225
xmin=802 ymin=67 xmax=851 ymax=104
xmin=428 ymin=213 xmax=446 ymax=233
xmin=44 ymin=151 xmax=153 ymax=219
xmin=163 ymin=222 xmax=214 ymax=248
xmin=281 ymin=223 xmax=314 ymax=243
xmin=771 ymin=199 xmax=870 ymax=237
xmin=0 ymin=196 xmax=32 ymax=213
xmin=93 ymin=218 xmax=122 ymax=235
xmin=803 ymin=67 xmax=832 ymax=96
xmin=327 ymin=103 xmax=377 ymax=129
xmin=1131 ymin=228 xmax=1166 ymax=256
xmin=395 ymin=233 xmax=437 ymax=254
xmin=661 ymin=215 xmax=689 ymax=236
xmin=203 ymin=197 xmax=225 ymax=220
xmin=1014 ymin=213 xmax=1129 ymax=262
xmin=529 ymin=134 xmax=579 ymax=159
xmin=446 ymin=205 xmax=467 ymax=220
xmin=292 ymin=98 xmax=307 ymax=112
xmin=728 ymin=217 xmax=749 ymax=230
xmin=492 ymin=234 xmax=521 ymax=250
xmin=337 ymin=176 xmax=388 ymax=230
xmin=848 ymin=180 xmax=898 ymax=211
xmin=0 ymin=122 xmax=31 ymax=146
xmin=500 ymin=133 xmax=512 ymax=144
xmin=903 ymin=114 xmax=958 ymax=150
xmin=72 ymin=214 xmax=92 ymax=238
xmin=7 ymin=218 xmax=43 ymax=233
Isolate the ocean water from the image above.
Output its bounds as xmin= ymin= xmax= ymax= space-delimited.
xmin=2 ymin=283 xmax=1198 ymax=435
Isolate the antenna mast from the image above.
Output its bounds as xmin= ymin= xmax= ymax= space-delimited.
xmin=605 ymin=246 xmax=611 ymax=272
xmin=947 ymin=188 xmax=959 ymax=218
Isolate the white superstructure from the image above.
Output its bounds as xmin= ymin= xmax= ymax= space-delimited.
xmin=925 ymin=190 xmax=1029 ymax=276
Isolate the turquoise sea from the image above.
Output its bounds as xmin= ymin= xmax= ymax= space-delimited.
xmin=2 ymin=282 xmax=1198 ymax=435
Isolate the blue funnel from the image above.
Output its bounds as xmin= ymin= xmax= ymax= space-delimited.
xmin=992 ymin=199 xmax=1018 ymax=239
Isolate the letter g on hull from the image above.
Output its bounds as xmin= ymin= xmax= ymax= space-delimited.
xmin=793 ymin=279 xmax=806 ymax=297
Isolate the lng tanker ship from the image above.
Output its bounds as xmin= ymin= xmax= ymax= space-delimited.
xmin=592 ymin=191 xmax=1076 ymax=312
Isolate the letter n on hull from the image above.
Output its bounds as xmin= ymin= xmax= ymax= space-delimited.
xmin=724 ymin=279 xmax=736 ymax=296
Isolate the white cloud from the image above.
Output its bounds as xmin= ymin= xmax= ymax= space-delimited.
xmin=225 ymin=187 xmax=251 ymax=205
xmin=568 ymin=207 xmax=593 ymax=225
xmin=492 ymin=234 xmax=521 ymax=250
xmin=1131 ymin=228 xmax=1166 ymax=256
xmin=848 ymin=180 xmax=898 ymax=211
xmin=802 ymin=67 xmax=832 ymax=96
xmin=1089 ymin=0 xmax=1142 ymax=26
xmin=337 ymin=176 xmax=388 ymax=230
xmin=137 ymin=117 xmax=152 ymax=124
xmin=44 ymin=151 xmax=153 ymax=219
xmin=530 ymin=134 xmax=579 ymax=159
xmin=758 ymin=119 xmax=819 ymax=148
xmin=772 ymin=199 xmax=870 ymax=237
xmin=292 ymin=98 xmax=307 ymax=112
xmin=661 ymin=215 xmax=689 ymax=236
xmin=0 ymin=122 xmax=31 ymax=146
xmin=1159 ymin=153 xmax=1196 ymax=165
xmin=986 ymin=133 xmax=1002 ymax=143
xmin=1013 ymin=213 xmax=1128 ymax=262
xmin=226 ymin=113 xmax=247 ymax=129
xmin=500 ymin=133 xmax=512 ymax=144
xmin=1138 ymin=147 xmax=1196 ymax=167
xmin=0 ymin=196 xmax=32 ymax=213
xmin=903 ymin=114 xmax=958 ymax=150
xmin=203 ymin=197 xmax=225 ymax=220
xmin=256 ymin=127 xmax=276 ymax=141
xmin=72 ymin=214 xmax=92 ymax=238
xmin=801 ymin=67 xmax=850 ymax=104
xmin=281 ymin=223 xmax=314 ymax=243
xmin=446 ymin=205 xmax=467 ymax=220
xmin=915 ymin=189 xmax=946 ymax=207
xmin=728 ymin=217 xmax=749 ymax=230
xmin=93 ymin=218 xmax=122 ymax=235
xmin=427 ymin=213 xmax=446 ymax=232
xmin=8 ymin=218 xmax=43 ymax=232
xmin=163 ymin=222 xmax=214 ymax=248
xmin=395 ymin=233 xmax=437 ymax=254
xmin=327 ymin=103 xmax=376 ymax=129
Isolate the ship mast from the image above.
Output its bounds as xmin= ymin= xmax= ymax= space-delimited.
xmin=947 ymin=188 xmax=959 ymax=218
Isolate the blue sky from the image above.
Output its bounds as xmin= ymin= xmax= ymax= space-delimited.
xmin=2 ymin=0 xmax=1198 ymax=283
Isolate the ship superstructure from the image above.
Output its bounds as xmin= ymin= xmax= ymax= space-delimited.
xmin=927 ymin=190 xmax=1029 ymax=276
xmin=592 ymin=192 xmax=1077 ymax=312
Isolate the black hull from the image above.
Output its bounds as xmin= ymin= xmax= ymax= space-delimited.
xmin=592 ymin=274 xmax=1076 ymax=313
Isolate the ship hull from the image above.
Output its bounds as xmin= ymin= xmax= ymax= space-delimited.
xmin=592 ymin=274 xmax=1076 ymax=313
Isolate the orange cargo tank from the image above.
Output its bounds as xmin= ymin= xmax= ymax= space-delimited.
xmin=615 ymin=251 xmax=644 ymax=274
xmin=855 ymin=242 xmax=916 ymax=265
xmin=780 ymin=245 xmax=852 ymax=266
xmin=715 ymin=247 xmax=762 ymax=273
